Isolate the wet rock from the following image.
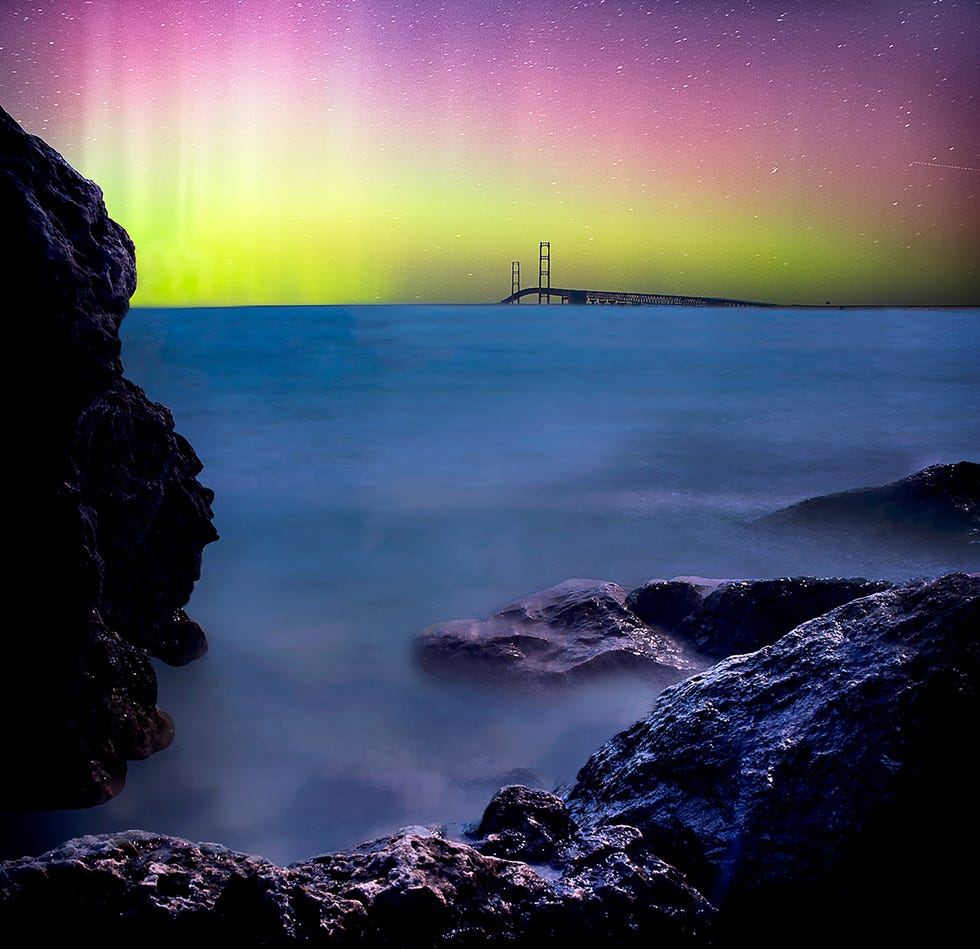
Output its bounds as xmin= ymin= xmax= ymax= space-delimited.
xmin=564 ymin=572 xmax=980 ymax=945
xmin=674 ymin=576 xmax=894 ymax=658
xmin=1 ymin=106 xmax=217 ymax=808
xmin=625 ymin=576 xmax=725 ymax=632
xmin=415 ymin=578 xmax=710 ymax=691
xmin=0 ymin=824 xmax=717 ymax=946
xmin=768 ymin=460 xmax=979 ymax=542
xmin=467 ymin=785 xmax=576 ymax=862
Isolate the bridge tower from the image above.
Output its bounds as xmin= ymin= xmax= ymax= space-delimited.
xmin=511 ymin=260 xmax=520 ymax=301
xmin=538 ymin=241 xmax=550 ymax=304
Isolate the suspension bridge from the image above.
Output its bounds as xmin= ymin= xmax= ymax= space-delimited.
xmin=500 ymin=242 xmax=774 ymax=308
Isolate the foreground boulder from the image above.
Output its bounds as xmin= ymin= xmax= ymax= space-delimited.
xmin=768 ymin=460 xmax=979 ymax=542
xmin=564 ymin=572 xmax=980 ymax=944
xmin=1 ymin=106 xmax=217 ymax=808
xmin=415 ymin=578 xmax=710 ymax=690
xmin=0 ymin=818 xmax=716 ymax=945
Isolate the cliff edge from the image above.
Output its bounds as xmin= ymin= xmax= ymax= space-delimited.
xmin=0 ymin=106 xmax=218 ymax=809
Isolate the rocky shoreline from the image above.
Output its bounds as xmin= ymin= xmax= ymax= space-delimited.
xmin=2 ymin=105 xmax=978 ymax=944
xmin=2 ymin=573 xmax=977 ymax=945
xmin=1 ymin=104 xmax=217 ymax=810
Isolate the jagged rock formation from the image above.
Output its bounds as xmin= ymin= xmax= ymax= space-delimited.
xmin=768 ymin=460 xmax=979 ymax=542
xmin=564 ymin=572 xmax=980 ymax=945
xmin=1 ymin=105 xmax=217 ymax=809
xmin=415 ymin=578 xmax=709 ymax=691
xmin=0 ymin=817 xmax=716 ymax=945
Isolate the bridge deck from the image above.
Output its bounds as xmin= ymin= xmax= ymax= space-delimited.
xmin=500 ymin=286 xmax=773 ymax=307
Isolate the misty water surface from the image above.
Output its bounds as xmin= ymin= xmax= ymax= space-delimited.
xmin=4 ymin=304 xmax=977 ymax=864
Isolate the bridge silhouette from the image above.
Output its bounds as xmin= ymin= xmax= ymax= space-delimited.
xmin=500 ymin=286 xmax=773 ymax=307
xmin=501 ymin=241 xmax=773 ymax=308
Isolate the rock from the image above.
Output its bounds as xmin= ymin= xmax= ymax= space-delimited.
xmin=625 ymin=576 xmax=725 ymax=632
xmin=419 ymin=575 xmax=894 ymax=692
xmin=467 ymin=785 xmax=577 ymax=862
xmin=1 ymin=106 xmax=217 ymax=808
xmin=563 ymin=572 xmax=980 ymax=944
xmin=0 ymin=832 xmax=292 ymax=941
xmin=768 ymin=461 xmax=979 ymax=542
xmin=415 ymin=578 xmax=710 ymax=691
xmin=674 ymin=576 xmax=894 ymax=658
xmin=0 ymin=823 xmax=717 ymax=945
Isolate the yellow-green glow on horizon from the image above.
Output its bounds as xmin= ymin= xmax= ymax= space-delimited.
xmin=4 ymin=1 xmax=977 ymax=307
xmin=103 ymin=163 xmax=974 ymax=308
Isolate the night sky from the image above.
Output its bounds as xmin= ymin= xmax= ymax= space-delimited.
xmin=2 ymin=1 xmax=978 ymax=306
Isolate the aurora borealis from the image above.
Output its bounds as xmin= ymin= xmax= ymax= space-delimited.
xmin=2 ymin=1 xmax=977 ymax=306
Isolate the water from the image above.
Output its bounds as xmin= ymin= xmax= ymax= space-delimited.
xmin=4 ymin=304 xmax=978 ymax=864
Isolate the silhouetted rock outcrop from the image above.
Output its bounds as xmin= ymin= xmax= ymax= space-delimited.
xmin=415 ymin=578 xmax=709 ymax=691
xmin=768 ymin=461 xmax=979 ymax=542
xmin=564 ymin=572 xmax=980 ymax=945
xmin=0 ymin=106 xmax=217 ymax=809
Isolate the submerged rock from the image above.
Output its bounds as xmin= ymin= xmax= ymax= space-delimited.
xmin=415 ymin=578 xmax=710 ymax=691
xmin=564 ymin=572 xmax=980 ymax=944
xmin=768 ymin=460 xmax=979 ymax=542
xmin=1 ymin=106 xmax=217 ymax=808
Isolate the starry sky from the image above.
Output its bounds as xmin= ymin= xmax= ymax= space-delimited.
xmin=2 ymin=1 xmax=978 ymax=306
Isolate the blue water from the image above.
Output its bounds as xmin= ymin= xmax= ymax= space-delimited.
xmin=7 ymin=304 xmax=979 ymax=864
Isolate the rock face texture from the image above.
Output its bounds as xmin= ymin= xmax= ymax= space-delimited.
xmin=564 ymin=572 xmax=980 ymax=944
xmin=1 ymin=106 xmax=217 ymax=809
xmin=415 ymin=578 xmax=710 ymax=690
xmin=0 ymin=818 xmax=716 ymax=945
xmin=769 ymin=460 xmax=979 ymax=542
xmin=629 ymin=575 xmax=894 ymax=658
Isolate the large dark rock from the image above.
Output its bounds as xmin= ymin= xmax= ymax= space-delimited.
xmin=628 ymin=576 xmax=894 ymax=659
xmin=0 ymin=822 xmax=716 ymax=946
xmin=1 ymin=106 xmax=217 ymax=808
xmin=564 ymin=572 xmax=980 ymax=944
xmin=415 ymin=578 xmax=710 ymax=691
xmin=768 ymin=461 xmax=979 ymax=542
